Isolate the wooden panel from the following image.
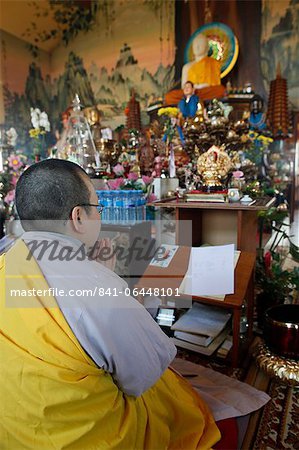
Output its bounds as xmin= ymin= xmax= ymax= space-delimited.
xmin=237 ymin=210 xmax=258 ymax=253
xmin=176 ymin=208 xmax=202 ymax=246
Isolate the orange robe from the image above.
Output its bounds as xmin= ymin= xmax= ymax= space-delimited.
xmin=165 ymin=57 xmax=224 ymax=105
xmin=188 ymin=56 xmax=221 ymax=87
xmin=0 ymin=239 xmax=220 ymax=449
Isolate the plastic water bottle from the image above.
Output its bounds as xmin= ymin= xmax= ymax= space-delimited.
xmin=127 ymin=191 xmax=136 ymax=224
xmin=113 ymin=190 xmax=124 ymax=223
xmin=121 ymin=191 xmax=130 ymax=223
xmin=97 ymin=191 xmax=107 ymax=223
xmin=136 ymin=190 xmax=145 ymax=222
xmin=105 ymin=191 xmax=113 ymax=223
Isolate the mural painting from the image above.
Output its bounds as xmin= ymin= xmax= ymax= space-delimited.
xmin=261 ymin=0 xmax=299 ymax=109
xmin=0 ymin=0 xmax=175 ymax=154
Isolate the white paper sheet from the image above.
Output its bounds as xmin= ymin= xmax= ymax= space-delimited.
xmin=171 ymin=358 xmax=270 ymax=421
xmin=179 ymin=244 xmax=235 ymax=296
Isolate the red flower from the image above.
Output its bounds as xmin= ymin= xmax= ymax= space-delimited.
xmin=264 ymin=251 xmax=272 ymax=276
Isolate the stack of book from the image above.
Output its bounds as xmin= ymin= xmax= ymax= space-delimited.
xmin=216 ymin=336 xmax=233 ymax=359
xmin=185 ymin=191 xmax=226 ymax=203
xmin=170 ymin=303 xmax=232 ymax=356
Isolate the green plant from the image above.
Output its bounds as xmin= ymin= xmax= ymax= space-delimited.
xmin=255 ymin=208 xmax=299 ymax=324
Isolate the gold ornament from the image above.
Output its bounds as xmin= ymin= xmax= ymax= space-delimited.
xmin=254 ymin=343 xmax=299 ymax=386
xmin=197 ymin=145 xmax=231 ymax=188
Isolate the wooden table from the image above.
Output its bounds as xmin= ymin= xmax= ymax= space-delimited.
xmin=136 ymin=247 xmax=256 ymax=367
xmin=152 ymin=197 xmax=275 ymax=252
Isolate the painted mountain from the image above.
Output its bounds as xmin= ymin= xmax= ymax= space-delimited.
xmin=88 ymin=43 xmax=174 ymax=124
xmin=261 ymin=0 xmax=299 ymax=108
xmin=4 ymin=43 xmax=174 ymax=149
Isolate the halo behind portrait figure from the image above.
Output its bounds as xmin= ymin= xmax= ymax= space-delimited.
xmin=184 ymin=22 xmax=239 ymax=80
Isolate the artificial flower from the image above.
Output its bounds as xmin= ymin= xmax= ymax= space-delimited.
xmin=107 ymin=178 xmax=125 ymax=190
xmin=232 ymin=170 xmax=244 ymax=179
xmin=127 ymin=172 xmax=138 ymax=181
xmin=8 ymin=155 xmax=23 ymax=170
xmin=112 ymin=163 xmax=125 ymax=176
xmin=29 ymin=129 xmax=41 ymax=138
xmin=147 ymin=193 xmax=157 ymax=203
xmin=158 ymin=106 xmax=179 ymax=117
xmin=6 ymin=128 xmax=18 ymax=147
xmin=30 ymin=108 xmax=50 ymax=131
xmin=142 ymin=175 xmax=153 ymax=185
xmin=4 ymin=189 xmax=15 ymax=205
xmin=158 ymin=107 xmax=179 ymax=118
xmin=264 ymin=250 xmax=272 ymax=276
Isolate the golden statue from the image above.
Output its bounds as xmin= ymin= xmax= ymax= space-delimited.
xmin=84 ymin=106 xmax=103 ymax=146
xmin=197 ymin=145 xmax=231 ymax=190
xmin=84 ymin=106 xmax=120 ymax=170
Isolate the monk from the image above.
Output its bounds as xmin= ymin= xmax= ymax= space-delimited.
xmin=0 ymin=159 xmax=220 ymax=449
xmin=165 ymin=33 xmax=225 ymax=105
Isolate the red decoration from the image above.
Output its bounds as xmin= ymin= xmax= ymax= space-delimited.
xmin=125 ymin=90 xmax=141 ymax=131
xmin=266 ymin=65 xmax=291 ymax=139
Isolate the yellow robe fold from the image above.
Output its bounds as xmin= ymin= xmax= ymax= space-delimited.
xmin=0 ymin=240 xmax=220 ymax=449
xmin=187 ymin=57 xmax=221 ymax=87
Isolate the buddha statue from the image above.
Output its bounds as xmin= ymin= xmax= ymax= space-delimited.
xmin=84 ymin=106 xmax=103 ymax=145
xmin=165 ymin=33 xmax=225 ymax=106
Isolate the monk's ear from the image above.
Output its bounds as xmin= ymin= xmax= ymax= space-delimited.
xmin=70 ymin=206 xmax=84 ymax=233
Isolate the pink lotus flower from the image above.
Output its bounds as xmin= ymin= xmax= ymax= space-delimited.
xmin=147 ymin=193 xmax=157 ymax=203
xmin=8 ymin=155 xmax=23 ymax=170
xmin=112 ymin=163 xmax=124 ymax=176
xmin=232 ymin=170 xmax=244 ymax=179
xmin=142 ymin=175 xmax=153 ymax=185
xmin=11 ymin=176 xmax=18 ymax=187
xmin=4 ymin=189 xmax=15 ymax=204
xmin=127 ymin=172 xmax=138 ymax=181
xmin=108 ymin=178 xmax=125 ymax=190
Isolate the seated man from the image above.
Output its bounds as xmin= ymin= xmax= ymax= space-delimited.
xmin=0 ymin=159 xmax=220 ymax=449
xmin=178 ymin=81 xmax=199 ymax=118
xmin=176 ymin=80 xmax=199 ymax=143
xmin=165 ymin=33 xmax=225 ymax=105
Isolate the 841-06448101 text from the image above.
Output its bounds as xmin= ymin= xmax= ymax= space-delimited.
xmin=97 ymin=287 xmax=180 ymax=297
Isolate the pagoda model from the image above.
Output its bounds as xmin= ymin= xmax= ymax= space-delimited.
xmin=266 ymin=65 xmax=291 ymax=139
xmin=125 ymin=90 xmax=142 ymax=132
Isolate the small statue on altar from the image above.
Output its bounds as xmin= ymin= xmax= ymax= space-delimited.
xmin=249 ymin=94 xmax=267 ymax=131
xmin=197 ymin=145 xmax=231 ymax=191
xmin=153 ymin=156 xmax=162 ymax=178
xmin=55 ymin=107 xmax=72 ymax=159
xmin=85 ymin=106 xmax=103 ymax=145
xmin=139 ymin=141 xmax=155 ymax=176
